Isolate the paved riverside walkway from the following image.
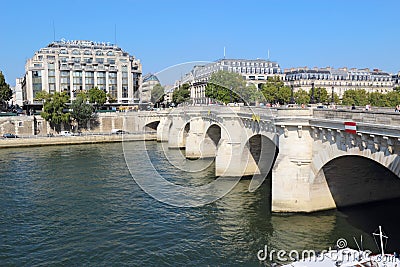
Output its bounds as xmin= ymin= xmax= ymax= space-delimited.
xmin=0 ymin=133 xmax=157 ymax=148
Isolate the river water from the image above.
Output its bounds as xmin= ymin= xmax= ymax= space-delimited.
xmin=1 ymin=142 xmax=399 ymax=266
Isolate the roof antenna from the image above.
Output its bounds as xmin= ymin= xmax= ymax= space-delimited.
xmin=268 ymin=49 xmax=270 ymax=61
xmin=114 ymin=24 xmax=117 ymax=45
xmin=52 ymin=20 xmax=56 ymax=41
xmin=224 ymin=46 xmax=226 ymax=59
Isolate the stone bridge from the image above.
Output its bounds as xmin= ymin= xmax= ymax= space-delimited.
xmin=134 ymin=106 xmax=400 ymax=213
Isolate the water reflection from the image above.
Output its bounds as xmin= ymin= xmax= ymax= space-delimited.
xmin=1 ymin=142 xmax=400 ymax=266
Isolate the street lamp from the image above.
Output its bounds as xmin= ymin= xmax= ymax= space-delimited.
xmin=309 ymin=77 xmax=316 ymax=104
xmin=289 ymin=84 xmax=295 ymax=104
xmin=331 ymin=86 xmax=334 ymax=105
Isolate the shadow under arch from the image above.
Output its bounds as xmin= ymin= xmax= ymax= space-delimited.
xmin=199 ymin=123 xmax=222 ymax=158
xmin=144 ymin=120 xmax=160 ymax=132
xmin=205 ymin=124 xmax=221 ymax=146
xmin=243 ymin=133 xmax=279 ymax=192
xmin=320 ymin=155 xmax=400 ymax=208
xmin=180 ymin=121 xmax=190 ymax=149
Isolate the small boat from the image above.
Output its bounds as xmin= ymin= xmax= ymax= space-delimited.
xmin=281 ymin=226 xmax=400 ymax=267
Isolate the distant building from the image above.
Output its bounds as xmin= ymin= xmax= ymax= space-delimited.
xmin=284 ymin=67 xmax=393 ymax=98
xmin=14 ymin=77 xmax=26 ymax=107
xmin=179 ymin=58 xmax=283 ymax=104
xmin=21 ymin=40 xmax=142 ymax=106
xmin=141 ymin=73 xmax=160 ymax=103
xmin=392 ymin=72 xmax=400 ymax=88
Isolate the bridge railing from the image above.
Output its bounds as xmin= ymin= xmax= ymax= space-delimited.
xmin=313 ymin=109 xmax=400 ymax=126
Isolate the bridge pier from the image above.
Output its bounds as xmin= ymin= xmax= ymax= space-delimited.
xmin=157 ymin=117 xmax=171 ymax=142
xmin=271 ymin=125 xmax=336 ymax=212
xmin=168 ymin=116 xmax=187 ymax=149
xmin=185 ymin=118 xmax=206 ymax=159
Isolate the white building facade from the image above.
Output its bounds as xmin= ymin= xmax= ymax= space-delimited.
xmin=284 ymin=67 xmax=393 ymax=98
xmin=22 ymin=40 xmax=142 ymax=105
xmin=184 ymin=59 xmax=282 ymax=104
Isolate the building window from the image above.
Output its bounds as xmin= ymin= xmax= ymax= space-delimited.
xmin=72 ymin=50 xmax=80 ymax=55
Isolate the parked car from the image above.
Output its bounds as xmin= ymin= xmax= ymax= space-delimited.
xmin=59 ymin=131 xmax=72 ymax=136
xmin=111 ymin=129 xmax=128 ymax=134
xmin=3 ymin=133 xmax=18 ymax=138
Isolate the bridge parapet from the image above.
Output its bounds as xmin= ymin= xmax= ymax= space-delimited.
xmin=313 ymin=109 xmax=400 ymax=126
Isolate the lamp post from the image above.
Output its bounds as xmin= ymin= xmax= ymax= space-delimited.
xmin=309 ymin=77 xmax=316 ymax=104
xmin=289 ymin=84 xmax=295 ymax=104
xmin=317 ymin=87 xmax=321 ymax=103
xmin=331 ymin=86 xmax=334 ymax=105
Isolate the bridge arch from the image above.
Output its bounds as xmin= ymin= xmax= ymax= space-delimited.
xmin=311 ymin=142 xmax=400 ymax=208
xmin=238 ymin=133 xmax=279 ymax=185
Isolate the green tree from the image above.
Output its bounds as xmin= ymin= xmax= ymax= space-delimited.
xmin=70 ymin=95 xmax=94 ymax=129
xmin=276 ymin=86 xmax=292 ymax=104
xmin=107 ymin=93 xmax=117 ymax=103
xmin=173 ymin=83 xmax=191 ymax=104
xmin=313 ymin=87 xmax=329 ymax=103
xmin=384 ymin=91 xmax=400 ymax=107
xmin=294 ymin=89 xmax=310 ymax=104
xmin=40 ymin=92 xmax=70 ymax=132
xmin=0 ymin=71 xmax=12 ymax=110
xmin=368 ymin=92 xmax=388 ymax=107
xmin=151 ymin=83 xmax=165 ymax=104
xmin=237 ymin=84 xmax=264 ymax=104
xmin=260 ymin=76 xmax=291 ymax=104
xmin=342 ymin=89 xmax=368 ymax=106
xmin=34 ymin=90 xmax=50 ymax=102
xmin=205 ymin=71 xmax=246 ymax=104
xmin=87 ymin=87 xmax=106 ymax=107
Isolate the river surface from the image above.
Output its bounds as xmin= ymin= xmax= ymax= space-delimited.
xmin=1 ymin=142 xmax=399 ymax=266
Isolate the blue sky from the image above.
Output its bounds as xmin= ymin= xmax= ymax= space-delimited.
xmin=1 ymin=0 xmax=399 ymax=86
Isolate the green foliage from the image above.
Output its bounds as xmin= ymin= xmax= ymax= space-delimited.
xmin=40 ymin=92 xmax=70 ymax=131
xmin=107 ymin=93 xmax=117 ymax=103
xmin=382 ymin=91 xmax=400 ymax=107
xmin=34 ymin=90 xmax=50 ymax=102
xmin=261 ymin=76 xmax=291 ymax=104
xmin=313 ymin=87 xmax=329 ymax=103
xmin=0 ymin=71 xmax=12 ymax=110
xmin=87 ymin=87 xmax=107 ymax=107
xmin=151 ymin=83 xmax=165 ymax=103
xmin=173 ymin=83 xmax=191 ymax=104
xmin=205 ymin=71 xmax=246 ymax=104
xmin=342 ymin=89 xmax=368 ymax=106
xmin=294 ymin=89 xmax=310 ymax=104
xmin=368 ymin=92 xmax=388 ymax=107
xmin=70 ymin=96 xmax=94 ymax=129
xmin=238 ymin=84 xmax=264 ymax=104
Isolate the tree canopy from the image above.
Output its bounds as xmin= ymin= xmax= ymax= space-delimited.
xmin=87 ymin=87 xmax=107 ymax=107
xmin=173 ymin=83 xmax=191 ymax=105
xmin=151 ymin=83 xmax=165 ymax=104
xmin=342 ymin=89 xmax=369 ymax=106
xmin=260 ymin=76 xmax=291 ymax=104
xmin=205 ymin=70 xmax=246 ymax=104
xmin=70 ymin=95 xmax=94 ymax=129
xmin=40 ymin=91 xmax=70 ymax=132
xmin=0 ymin=71 xmax=12 ymax=110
